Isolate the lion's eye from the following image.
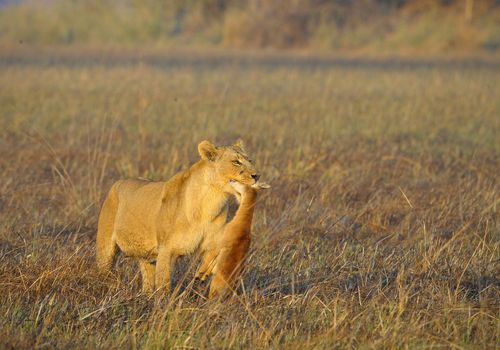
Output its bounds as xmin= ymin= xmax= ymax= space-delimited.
xmin=232 ymin=160 xmax=242 ymax=166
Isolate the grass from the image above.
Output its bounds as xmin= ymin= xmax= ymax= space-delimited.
xmin=0 ymin=48 xmax=499 ymax=349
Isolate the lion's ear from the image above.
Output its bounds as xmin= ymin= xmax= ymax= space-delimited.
xmin=198 ymin=140 xmax=220 ymax=161
xmin=234 ymin=139 xmax=245 ymax=152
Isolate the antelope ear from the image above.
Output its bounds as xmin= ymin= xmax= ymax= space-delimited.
xmin=233 ymin=139 xmax=245 ymax=152
xmin=198 ymin=140 xmax=220 ymax=161
xmin=254 ymin=182 xmax=271 ymax=190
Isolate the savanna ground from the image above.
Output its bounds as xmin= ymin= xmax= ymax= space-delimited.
xmin=0 ymin=48 xmax=499 ymax=349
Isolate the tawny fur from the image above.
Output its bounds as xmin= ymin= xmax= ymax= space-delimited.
xmin=96 ymin=140 xmax=261 ymax=295
xmin=204 ymin=181 xmax=269 ymax=298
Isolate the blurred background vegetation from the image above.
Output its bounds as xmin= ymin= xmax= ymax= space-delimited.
xmin=0 ymin=0 xmax=499 ymax=54
xmin=1 ymin=1 xmax=499 ymax=349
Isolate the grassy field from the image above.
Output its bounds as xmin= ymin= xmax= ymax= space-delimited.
xmin=0 ymin=48 xmax=499 ymax=349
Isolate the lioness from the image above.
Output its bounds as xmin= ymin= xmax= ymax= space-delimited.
xmin=96 ymin=140 xmax=261 ymax=294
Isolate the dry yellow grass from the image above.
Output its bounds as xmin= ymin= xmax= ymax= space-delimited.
xmin=0 ymin=48 xmax=499 ymax=349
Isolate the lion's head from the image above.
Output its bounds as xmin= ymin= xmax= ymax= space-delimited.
xmin=198 ymin=140 xmax=262 ymax=192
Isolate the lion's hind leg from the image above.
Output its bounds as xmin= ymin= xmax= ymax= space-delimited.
xmin=96 ymin=183 xmax=119 ymax=273
xmin=96 ymin=216 xmax=117 ymax=274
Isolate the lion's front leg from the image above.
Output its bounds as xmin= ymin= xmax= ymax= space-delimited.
xmin=196 ymin=223 xmax=225 ymax=281
xmin=138 ymin=259 xmax=156 ymax=293
xmin=155 ymin=247 xmax=177 ymax=293
xmin=196 ymin=249 xmax=219 ymax=281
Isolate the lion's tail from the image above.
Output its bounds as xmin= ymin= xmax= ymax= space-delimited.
xmin=96 ymin=181 xmax=120 ymax=273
